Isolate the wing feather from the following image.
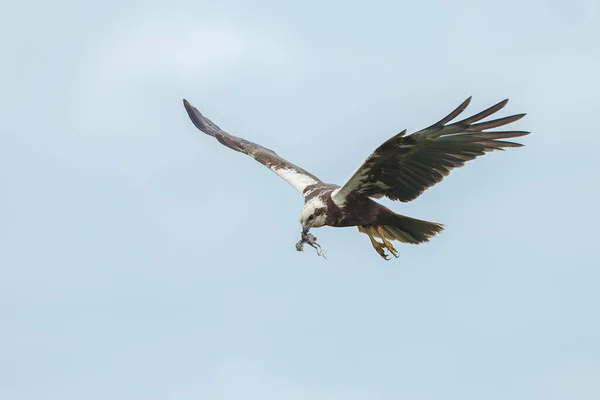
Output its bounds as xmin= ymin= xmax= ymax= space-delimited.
xmin=183 ymin=99 xmax=322 ymax=195
xmin=332 ymin=97 xmax=528 ymax=204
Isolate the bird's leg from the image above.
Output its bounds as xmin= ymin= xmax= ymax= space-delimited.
xmin=367 ymin=231 xmax=390 ymax=260
xmin=376 ymin=226 xmax=399 ymax=258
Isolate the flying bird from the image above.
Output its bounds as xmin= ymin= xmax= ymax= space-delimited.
xmin=183 ymin=97 xmax=528 ymax=260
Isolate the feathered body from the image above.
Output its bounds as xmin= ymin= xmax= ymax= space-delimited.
xmin=300 ymin=183 xmax=443 ymax=245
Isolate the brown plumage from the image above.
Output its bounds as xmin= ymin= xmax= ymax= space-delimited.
xmin=183 ymin=97 xmax=528 ymax=260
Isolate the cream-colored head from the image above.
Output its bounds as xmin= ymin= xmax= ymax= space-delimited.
xmin=299 ymin=197 xmax=327 ymax=232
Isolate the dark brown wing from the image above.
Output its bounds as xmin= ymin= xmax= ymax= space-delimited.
xmin=331 ymin=97 xmax=528 ymax=204
xmin=183 ymin=99 xmax=322 ymax=195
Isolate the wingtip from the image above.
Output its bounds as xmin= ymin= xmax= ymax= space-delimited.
xmin=463 ymin=96 xmax=473 ymax=108
xmin=486 ymin=98 xmax=510 ymax=114
xmin=512 ymin=113 xmax=527 ymax=121
xmin=429 ymin=96 xmax=474 ymax=127
xmin=458 ymin=96 xmax=473 ymax=113
xmin=457 ymin=95 xmax=473 ymax=113
xmin=182 ymin=98 xmax=207 ymax=132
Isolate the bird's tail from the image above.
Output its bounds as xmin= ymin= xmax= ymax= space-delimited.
xmin=359 ymin=213 xmax=444 ymax=244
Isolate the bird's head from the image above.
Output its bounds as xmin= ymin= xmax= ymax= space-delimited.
xmin=299 ymin=197 xmax=327 ymax=233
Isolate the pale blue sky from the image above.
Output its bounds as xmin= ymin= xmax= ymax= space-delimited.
xmin=2 ymin=0 xmax=600 ymax=399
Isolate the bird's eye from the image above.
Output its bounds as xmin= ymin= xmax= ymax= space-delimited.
xmin=308 ymin=214 xmax=315 ymax=221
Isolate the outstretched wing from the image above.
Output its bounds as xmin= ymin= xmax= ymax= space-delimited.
xmin=332 ymin=97 xmax=528 ymax=205
xmin=183 ymin=99 xmax=322 ymax=195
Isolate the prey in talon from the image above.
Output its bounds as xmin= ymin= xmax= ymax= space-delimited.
xmin=296 ymin=231 xmax=327 ymax=258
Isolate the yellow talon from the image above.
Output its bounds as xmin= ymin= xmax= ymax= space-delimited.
xmin=367 ymin=231 xmax=390 ymax=260
xmin=376 ymin=226 xmax=399 ymax=258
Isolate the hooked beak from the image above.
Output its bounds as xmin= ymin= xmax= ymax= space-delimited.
xmin=302 ymin=225 xmax=310 ymax=234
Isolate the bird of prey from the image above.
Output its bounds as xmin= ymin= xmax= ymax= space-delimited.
xmin=183 ymin=97 xmax=528 ymax=260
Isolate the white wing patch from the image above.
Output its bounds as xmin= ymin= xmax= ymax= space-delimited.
xmin=271 ymin=167 xmax=320 ymax=194
xmin=332 ymin=168 xmax=390 ymax=206
xmin=331 ymin=187 xmax=344 ymax=206
xmin=331 ymin=168 xmax=370 ymax=206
